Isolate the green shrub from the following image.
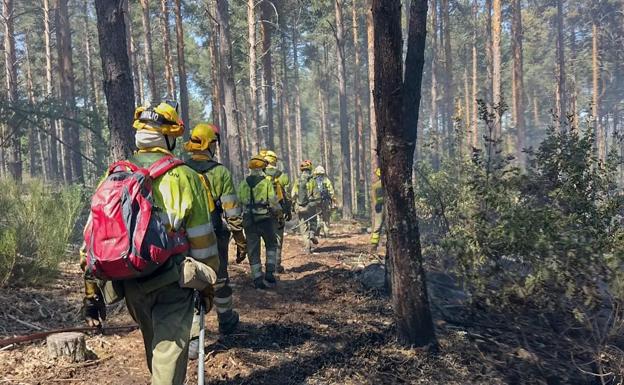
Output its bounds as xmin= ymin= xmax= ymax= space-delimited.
xmin=0 ymin=181 xmax=84 ymax=286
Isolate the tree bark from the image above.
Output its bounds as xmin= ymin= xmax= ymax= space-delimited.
xmin=491 ymin=0 xmax=502 ymax=140
xmin=334 ymin=0 xmax=353 ymax=219
xmin=292 ymin=23 xmax=303 ymax=162
xmin=160 ymin=0 xmax=176 ymax=99
xmin=471 ymin=0 xmax=478 ymax=149
xmin=280 ymin=30 xmax=295 ymax=176
xmin=127 ymin=16 xmax=144 ymax=106
xmin=216 ymin=0 xmax=243 ymax=176
xmin=555 ymin=0 xmax=566 ymax=130
xmin=511 ymin=0 xmax=525 ymax=165
xmin=139 ymin=0 xmax=158 ymax=102
xmin=440 ymin=0 xmax=453 ymax=156
xmin=372 ymin=0 xmax=436 ymax=347
xmin=24 ymin=34 xmax=40 ymax=179
xmin=429 ymin=0 xmax=439 ymax=169
xmin=260 ymin=0 xmax=274 ymax=150
xmin=94 ymin=0 xmax=136 ymax=161
xmin=56 ymin=0 xmax=83 ymax=183
xmin=592 ymin=14 xmax=603 ymax=160
xmin=352 ymin=0 xmax=365 ymax=214
xmin=3 ymin=0 xmax=22 ymax=181
xmin=247 ymin=0 xmax=259 ymax=153
xmin=43 ymin=0 xmax=58 ymax=180
xmin=173 ymin=0 xmax=189 ymax=128
xmin=367 ymin=0 xmax=378 ymax=217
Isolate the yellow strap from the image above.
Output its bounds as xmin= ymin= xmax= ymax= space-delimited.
xmin=136 ymin=147 xmax=173 ymax=155
xmin=198 ymin=173 xmax=217 ymax=213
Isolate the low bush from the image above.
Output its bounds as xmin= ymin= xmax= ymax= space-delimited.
xmin=0 ymin=181 xmax=84 ymax=287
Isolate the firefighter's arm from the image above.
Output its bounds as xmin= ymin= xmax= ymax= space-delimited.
xmin=221 ymin=169 xmax=247 ymax=258
xmin=79 ymin=234 xmax=106 ymax=327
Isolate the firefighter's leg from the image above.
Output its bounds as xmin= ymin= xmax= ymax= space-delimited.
xmin=246 ymin=225 xmax=267 ymax=289
xmin=262 ymin=219 xmax=279 ymax=286
xmin=214 ymin=228 xmax=239 ymax=334
xmin=274 ymin=220 xmax=286 ymax=273
xmin=369 ymin=205 xmax=384 ymax=252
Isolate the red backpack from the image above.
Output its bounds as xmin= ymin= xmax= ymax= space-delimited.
xmin=83 ymin=156 xmax=190 ymax=280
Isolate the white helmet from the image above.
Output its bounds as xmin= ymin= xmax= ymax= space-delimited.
xmin=313 ymin=165 xmax=326 ymax=175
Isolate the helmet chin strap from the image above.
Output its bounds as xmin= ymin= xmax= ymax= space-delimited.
xmin=165 ymin=135 xmax=176 ymax=152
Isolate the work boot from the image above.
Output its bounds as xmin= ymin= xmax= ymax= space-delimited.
xmin=218 ymin=310 xmax=240 ymax=335
xmin=265 ymin=271 xmax=277 ymax=287
xmin=254 ymin=277 xmax=268 ymax=290
xmin=188 ymin=337 xmax=200 ymax=360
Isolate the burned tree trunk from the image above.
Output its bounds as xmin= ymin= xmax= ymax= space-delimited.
xmin=372 ymin=0 xmax=436 ymax=347
xmin=94 ymin=0 xmax=135 ymax=161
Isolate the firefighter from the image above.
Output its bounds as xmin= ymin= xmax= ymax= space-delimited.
xmin=312 ymin=165 xmax=335 ymax=237
xmin=291 ymin=160 xmax=321 ymax=253
xmin=81 ymin=100 xmax=219 ymax=385
xmin=184 ymin=123 xmax=247 ymax=344
xmin=238 ymin=155 xmax=282 ymax=289
xmin=262 ymin=150 xmax=292 ymax=273
xmin=370 ymin=167 xmax=385 ymax=253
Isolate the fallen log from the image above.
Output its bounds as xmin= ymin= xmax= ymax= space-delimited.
xmin=0 ymin=325 xmax=138 ymax=348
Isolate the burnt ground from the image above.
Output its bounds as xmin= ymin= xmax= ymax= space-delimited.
xmin=0 ymin=222 xmax=614 ymax=385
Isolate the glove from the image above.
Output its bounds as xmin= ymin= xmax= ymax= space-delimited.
xmin=196 ymin=285 xmax=214 ymax=312
xmin=83 ymin=294 xmax=106 ymax=328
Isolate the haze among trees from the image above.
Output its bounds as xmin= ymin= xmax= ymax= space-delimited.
xmin=1 ymin=0 xmax=624 ymax=382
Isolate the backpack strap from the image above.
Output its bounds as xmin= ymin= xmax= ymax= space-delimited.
xmin=147 ymin=156 xmax=185 ymax=179
xmin=107 ymin=160 xmax=140 ymax=175
xmin=200 ymin=160 xmax=221 ymax=174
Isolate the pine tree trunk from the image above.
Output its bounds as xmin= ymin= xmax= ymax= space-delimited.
xmin=247 ymin=0 xmax=259 ymax=153
xmin=56 ymin=0 xmax=84 ymax=183
xmin=207 ymin=2 xmax=221 ymax=129
xmin=43 ymin=0 xmax=58 ymax=180
xmin=334 ymin=0 xmax=353 ymax=220
xmin=94 ymin=0 xmax=136 ymax=161
xmin=429 ymin=0 xmax=439 ymax=169
xmin=260 ymin=0 xmax=274 ymax=150
xmin=216 ymin=0 xmax=243 ymax=176
xmin=569 ymin=24 xmax=578 ymax=131
xmin=555 ymin=0 xmax=566 ymax=130
xmin=441 ymin=0 xmax=453 ymax=156
xmin=485 ymin=0 xmax=493 ymax=105
xmin=471 ymin=0 xmax=478 ymax=149
xmin=367 ymin=0 xmax=378 ymax=217
xmin=25 ymin=34 xmax=40 ymax=179
xmin=491 ymin=0 xmax=502 ymax=140
xmin=352 ymin=0 xmax=365 ymax=214
xmin=463 ymin=67 xmax=470 ymax=155
xmin=511 ymin=0 xmax=525 ymax=165
xmin=160 ymin=0 xmax=176 ymax=99
xmin=592 ymin=16 xmax=603 ymax=160
xmin=373 ymin=0 xmax=436 ymax=347
xmin=139 ymin=0 xmax=158 ymax=102
xmin=173 ymin=0 xmax=189 ymax=128
xmin=3 ymin=0 xmax=22 ymax=181
xmin=323 ymin=43 xmax=334 ymax=175
xmin=292 ymin=24 xmax=303 ymax=162
xmin=279 ymin=30 xmax=294 ymax=175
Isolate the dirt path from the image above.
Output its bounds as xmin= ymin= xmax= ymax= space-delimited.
xmin=1 ymin=222 xmax=509 ymax=385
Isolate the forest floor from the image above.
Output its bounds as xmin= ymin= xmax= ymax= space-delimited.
xmin=0 ymin=221 xmax=596 ymax=385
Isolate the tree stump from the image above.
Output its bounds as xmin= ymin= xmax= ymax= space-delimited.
xmin=46 ymin=332 xmax=87 ymax=362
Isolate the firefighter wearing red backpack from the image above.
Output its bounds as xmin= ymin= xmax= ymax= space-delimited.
xmin=80 ymin=100 xmax=219 ymax=385
xmin=184 ymin=123 xmax=245 ymax=343
xmin=261 ymin=149 xmax=292 ymax=273
xmin=238 ymin=155 xmax=283 ymax=289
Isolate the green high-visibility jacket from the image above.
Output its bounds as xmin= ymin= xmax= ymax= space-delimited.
xmin=238 ymin=172 xmax=282 ymax=221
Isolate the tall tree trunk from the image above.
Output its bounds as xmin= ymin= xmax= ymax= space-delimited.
xmin=85 ymin=3 xmax=105 ymax=173
xmin=471 ymin=0 xmax=478 ymax=149
xmin=334 ymin=0 xmax=353 ymax=219
xmin=429 ymin=0 xmax=439 ymax=169
xmin=317 ymin=64 xmax=328 ymax=171
xmin=463 ymin=66 xmax=470 ymax=155
xmin=94 ymin=0 xmax=136 ymax=161
xmin=279 ymin=31 xmax=294 ymax=175
xmin=173 ymin=0 xmax=189 ymax=128
xmin=57 ymin=0 xmax=83 ymax=183
xmin=207 ymin=2 xmax=221 ymax=129
xmin=25 ymin=34 xmax=40 ymax=179
xmin=160 ymin=0 xmax=176 ymax=99
xmin=440 ymin=0 xmax=453 ymax=156
xmin=373 ymin=0 xmax=436 ymax=347
xmin=3 ymin=0 xmax=22 ymax=181
xmin=216 ymin=0 xmax=244 ymax=176
xmin=139 ymin=0 xmax=158 ymax=102
xmin=322 ymin=42 xmax=334 ymax=175
xmin=247 ymin=0 xmax=259 ymax=153
xmin=491 ymin=0 xmax=502 ymax=140
xmin=352 ymin=0 xmax=365 ymax=214
xmin=569 ymin=23 xmax=578 ymax=131
xmin=260 ymin=0 xmax=274 ymax=150
xmin=511 ymin=0 xmax=525 ymax=165
xmin=592 ymin=14 xmax=603 ymax=160
xmin=292 ymin=23 xmax=303 ymax=162
xmin=128 ymin=25 xmax=144 ymax=106
xmin=43 ymin=0 xmax=58 ymax=180
xmin=555 ymin=0 xmax=566 ymax=129
xmin=367 ymin=0 xmax=378 ymax=216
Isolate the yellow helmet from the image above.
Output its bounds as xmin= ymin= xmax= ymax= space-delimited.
xmin=264 ymin=150 xmax=278 ymax=165
xmin=300 ymin=160 xmax=313 ymax=171
xmin=313 ymin=165 xmax=326 ymax=176
xmin=248 ymin=154 xmax=269 ymax=170
xmin=375 ymin=168 xmax=381 ymax=177
xmin=184 ymin=123 xmax=220 ymax=152
xmin=133 ymin=100 xmax=185 ymax=137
